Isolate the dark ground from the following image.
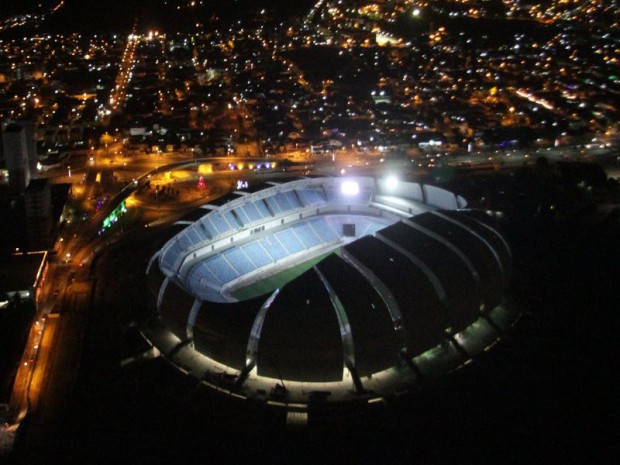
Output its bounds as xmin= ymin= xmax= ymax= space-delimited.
xmin=7 ymin=163 xmax=620 ymax=464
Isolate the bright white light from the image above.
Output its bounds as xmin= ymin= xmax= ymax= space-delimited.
xmin=386 ymin=175 xmax=399 ymax=190
xmin=412 ymin=8 xmax=421 ymax=17
xmin=341 ymin=180 xmax=359 ymax=196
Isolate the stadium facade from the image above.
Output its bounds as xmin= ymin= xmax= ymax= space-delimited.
xmin=144 ymin=176 xmax=517 ymax=409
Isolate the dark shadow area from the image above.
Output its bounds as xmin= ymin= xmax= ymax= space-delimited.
xmin=7 ymin=162 xmax=620 ymax=465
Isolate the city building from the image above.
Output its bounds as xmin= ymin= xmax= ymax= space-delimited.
xmin=0 ymin=251 xmax=47 ymax=409
xmin=1 ymin=121 xmax=37 ymax=194
xmin=0 ymin=250 xmax=47 ymax=308
xmin=25 ymin=179 xmax=53 ymax=250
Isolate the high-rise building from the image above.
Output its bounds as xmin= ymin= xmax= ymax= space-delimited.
xmin=25 ymin=179 xmax=53 ymax=249
xmin=22 ymin=121 xmax=38 ymax=182
xmin=1 ymin=121 xmax=37 ymax=194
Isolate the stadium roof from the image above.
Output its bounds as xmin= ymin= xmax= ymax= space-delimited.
xmin=143 ymin=177 xmax=517 ymax=406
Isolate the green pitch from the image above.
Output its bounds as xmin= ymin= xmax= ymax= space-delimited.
xmin=231 ymin=251 xmax=334 ymax=300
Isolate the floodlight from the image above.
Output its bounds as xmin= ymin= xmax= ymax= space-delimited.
xmin=385 ymin=175 xmax=399 ymax=190
xmin=341 ymin=180 xmax=359 ymax=196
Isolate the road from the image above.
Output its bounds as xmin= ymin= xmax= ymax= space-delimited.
xmin=4 ymin=139 xmax=200 ymax=458
xmin=2 ymin=154 xmax=101 ymax=457
xmin=11 ymin=282 xmax=90 ymax=463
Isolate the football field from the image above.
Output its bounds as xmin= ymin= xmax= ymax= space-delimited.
xmin=231 ymin=251 xmax=334 ymax=300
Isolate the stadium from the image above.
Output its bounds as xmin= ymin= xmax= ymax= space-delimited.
xmin=143 ymin=175 xmax=518 ymax=412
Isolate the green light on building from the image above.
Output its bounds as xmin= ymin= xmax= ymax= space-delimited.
xmin=100 ymin=200 xmax=127 ymax=234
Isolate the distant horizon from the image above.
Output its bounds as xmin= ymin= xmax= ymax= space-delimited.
xmin=1 ymin=0 xmax=317 ymax=35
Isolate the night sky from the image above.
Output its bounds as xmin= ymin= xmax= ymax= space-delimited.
xmin=17 ymin=0 xmax=317 ymax=33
